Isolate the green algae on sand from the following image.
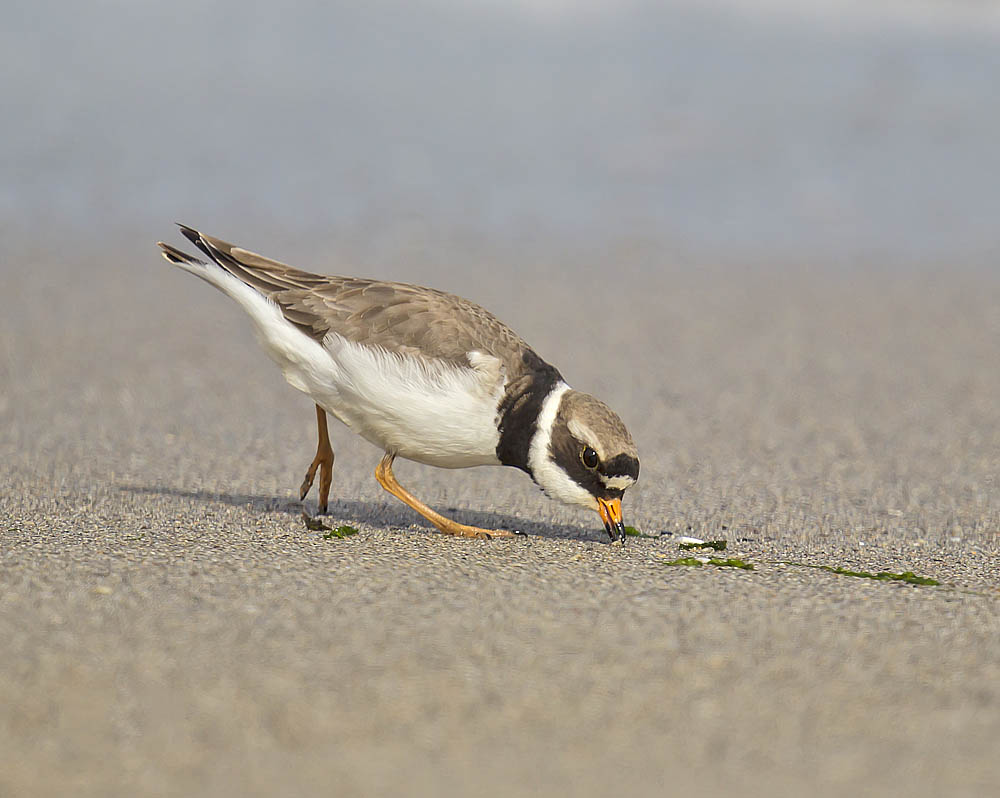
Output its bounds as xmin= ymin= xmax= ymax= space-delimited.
xmin=623 ymin=526 xmax=659 ymax=539
xmin=302 ymin=512 xmax=359 ymax=540
xmin=778 ymin=561 xmax=939 ymax=586
xmin=322 ymin=525 xmax=359 ymax=540
xmin=662 ymin=556 xmax=755 ymax=570
xmin=679 ymin=539 xmax=727 ymax=551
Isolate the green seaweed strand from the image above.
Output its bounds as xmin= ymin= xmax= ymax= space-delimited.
xmin=679 ymin=540 xmax=728 ymax=551
xmin=663 ymin=557 xmax=754 ymax=570
xmin=777 ymin=561 xmax=939 ymax=586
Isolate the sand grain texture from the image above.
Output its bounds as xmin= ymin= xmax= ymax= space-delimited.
xmin=1 ymin=243 xmax=998 ymax=797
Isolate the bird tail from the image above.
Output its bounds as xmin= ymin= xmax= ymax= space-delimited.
xmin=155 ymin=225 xmax=237 ymax=294
xmin=156 ymin=240 xmax=205 ymax=268
xmin=156 ymin=224 xmax=236 ymax=287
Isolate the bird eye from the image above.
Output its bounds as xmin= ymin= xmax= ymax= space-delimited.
xmin=581 ymin=446 xmax=599 ymax=470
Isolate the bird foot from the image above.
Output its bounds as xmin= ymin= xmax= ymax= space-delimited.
xmin=300 ymin=405 xmax=334 ymax=513
xmin=375 ymin=452 xmax=513 ymax=540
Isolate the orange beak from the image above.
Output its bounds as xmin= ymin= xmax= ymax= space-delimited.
xmin=597 ymin=497 xmax=626 ymax=542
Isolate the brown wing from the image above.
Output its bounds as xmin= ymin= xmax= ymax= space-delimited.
xmin=178 ymin=225 xmax=541 ymax=378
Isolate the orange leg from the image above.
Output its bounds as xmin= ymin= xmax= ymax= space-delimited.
xmin=299 ymin=404 xmax=334 ymax=513
xmin=374 ymin=453 xmax=513 ymax=540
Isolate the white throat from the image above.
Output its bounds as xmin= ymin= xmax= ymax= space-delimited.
xmin=527 ymin=382 xmax=599 ymax=511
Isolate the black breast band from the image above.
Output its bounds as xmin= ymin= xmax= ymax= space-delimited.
xmin=495 ymin=351 xmax=563 ymax=474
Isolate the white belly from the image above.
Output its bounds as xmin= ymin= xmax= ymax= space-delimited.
xmin=305 ymin=333 xmax=505 ymax=468
xmin=194 ymin=262 xmax=505 ymax=468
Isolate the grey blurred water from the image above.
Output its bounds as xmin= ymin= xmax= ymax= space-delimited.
xmin=3 ymin=0 xmax=1000 ymax=265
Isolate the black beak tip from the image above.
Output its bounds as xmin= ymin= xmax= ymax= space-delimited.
xmin=605 ymin=520 xmax=627 ymax=543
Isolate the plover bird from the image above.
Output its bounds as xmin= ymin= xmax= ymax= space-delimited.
xmin=157 ymin=226 xmax=639 ymax=541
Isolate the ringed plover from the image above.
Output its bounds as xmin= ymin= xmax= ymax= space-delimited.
xmin=157 ymin=226 xmax=639 ymax=541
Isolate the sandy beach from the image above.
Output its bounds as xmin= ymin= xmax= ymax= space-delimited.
xmin=1 ymin=240 xmax=997 ymax=796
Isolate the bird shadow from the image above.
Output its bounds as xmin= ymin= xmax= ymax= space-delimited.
xmin=118 ymin=484 xmax=602 ymax=541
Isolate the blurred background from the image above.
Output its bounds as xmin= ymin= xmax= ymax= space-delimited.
xmin=4 ymin=0 xmax=1000 ymax=269
xmin=3 ymin=0 xmax=1000 ymax=538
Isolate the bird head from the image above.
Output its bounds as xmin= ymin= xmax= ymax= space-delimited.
xmin=529 ymin=386 xmax=639 ymax=541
